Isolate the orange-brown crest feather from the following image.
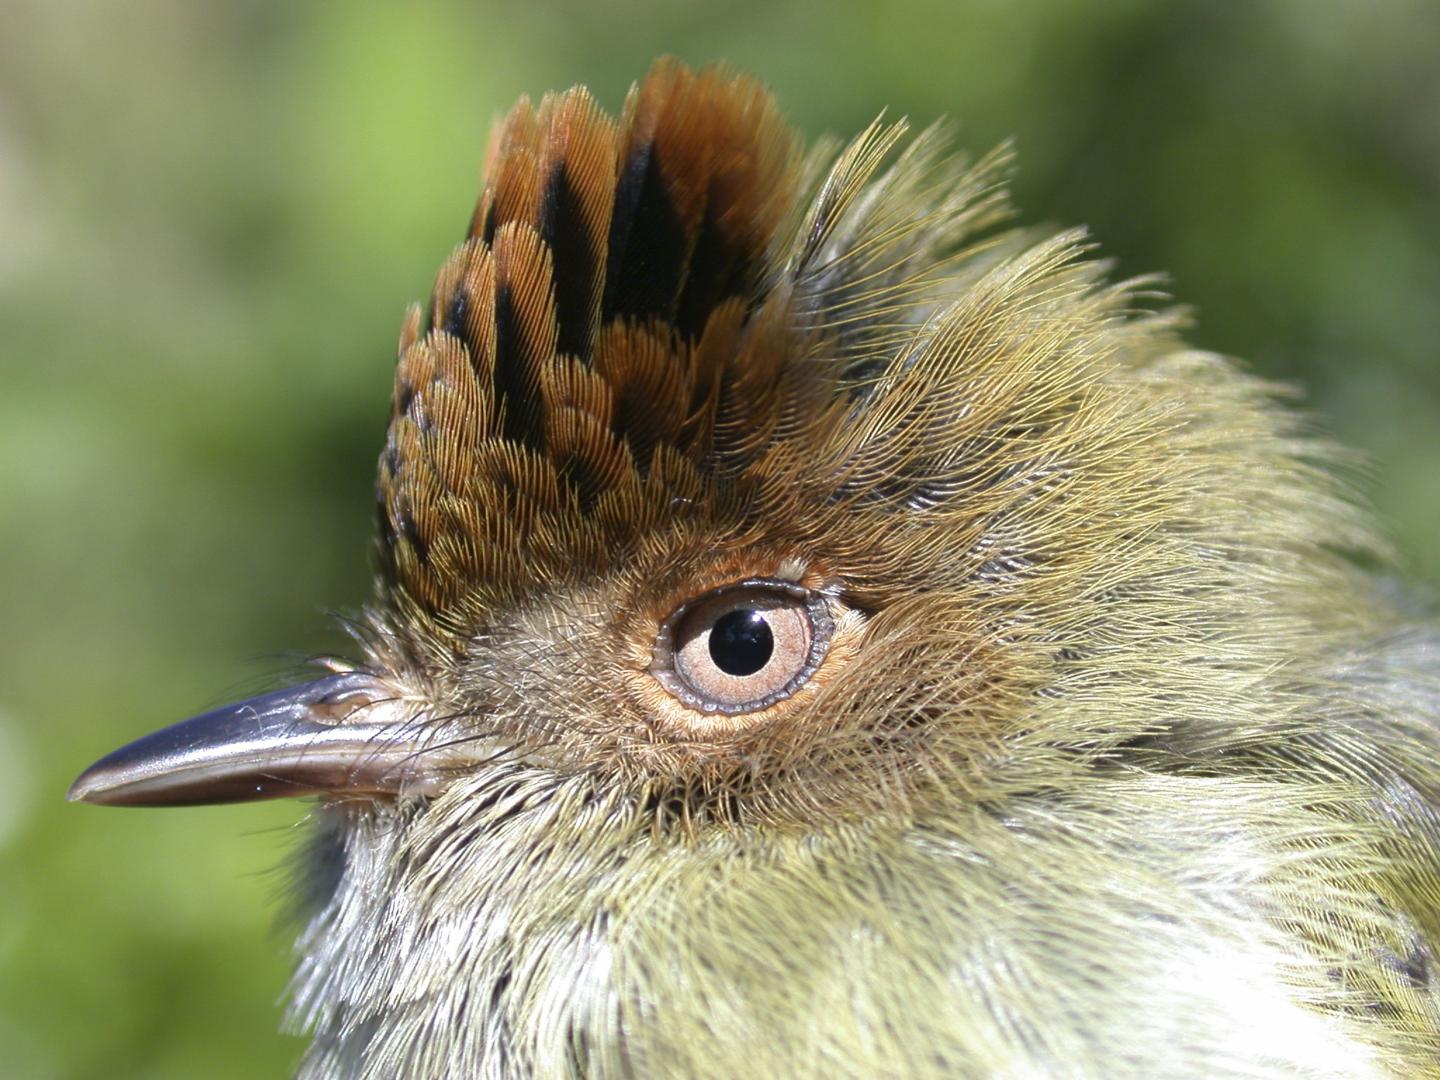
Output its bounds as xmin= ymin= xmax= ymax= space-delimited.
xmin=591 ymin=321 xmax=691 ymax=464
xmin=491 ymin=221 xmax=558 ymax=446
xmin=537 ymin=89 xmax=617 ymax=360
xmin=380 ymin=60 xmax=806 ymax=614
xmin=605 ymin=61 xmax=797 ymax=335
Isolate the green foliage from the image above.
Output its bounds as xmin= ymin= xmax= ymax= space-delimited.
xmin=1 ymin=1 xmax=1436 ymax=1075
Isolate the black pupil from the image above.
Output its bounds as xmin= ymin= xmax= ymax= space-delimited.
xmin=709 ymin=608 xmax=774 ymax=677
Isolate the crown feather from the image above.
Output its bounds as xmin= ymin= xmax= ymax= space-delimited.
xmin=377 ymin=59 xmax=1010 ymax=617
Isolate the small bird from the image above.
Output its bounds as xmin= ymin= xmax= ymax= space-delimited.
xmin=71 ymin=59 xmax=1440 ymax=1079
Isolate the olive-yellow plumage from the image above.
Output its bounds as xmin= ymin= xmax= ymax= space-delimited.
xmin=71 ymin=60 xmax=1440 ymax=1078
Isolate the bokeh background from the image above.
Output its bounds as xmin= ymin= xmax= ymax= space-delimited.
xmin=2 ymin=1 xmax=1437 ymax=1076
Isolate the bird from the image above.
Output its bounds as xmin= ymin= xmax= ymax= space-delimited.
xmin=69 ymin=58 xmax=1440 ymax=1079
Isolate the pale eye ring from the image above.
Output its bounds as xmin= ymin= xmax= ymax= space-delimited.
xmin=650 ymin=579 xmax=834 ymax=714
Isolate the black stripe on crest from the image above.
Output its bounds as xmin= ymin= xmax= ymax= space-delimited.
xmin=603 ymin=140 xmax=688 ymax=326
xmin=540 ymin=161 xmax=601 ymax=362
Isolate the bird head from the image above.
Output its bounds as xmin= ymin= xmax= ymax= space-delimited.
xmin=70 ymin=60 xmax=1440 ymax=1076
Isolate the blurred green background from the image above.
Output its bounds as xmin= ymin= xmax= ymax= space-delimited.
xmin=1 ymin=0 xmax=1437 ymax=1076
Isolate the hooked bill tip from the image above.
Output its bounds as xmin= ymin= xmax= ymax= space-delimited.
xmin=65 ymin=774 xmax=95 ymax=804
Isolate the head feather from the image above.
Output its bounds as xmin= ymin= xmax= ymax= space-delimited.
xmin=293 ymin=61 xmax=1440 ymax=1077
xmin=376 ymin=59 xmax=1011 ymax=623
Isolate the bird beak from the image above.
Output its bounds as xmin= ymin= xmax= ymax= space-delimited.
xmin=67 ymin=672 xmax=464 ymax=807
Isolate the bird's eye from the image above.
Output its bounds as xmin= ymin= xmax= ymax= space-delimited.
xmin=651 ymin=580 xmax=834 ymax=714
